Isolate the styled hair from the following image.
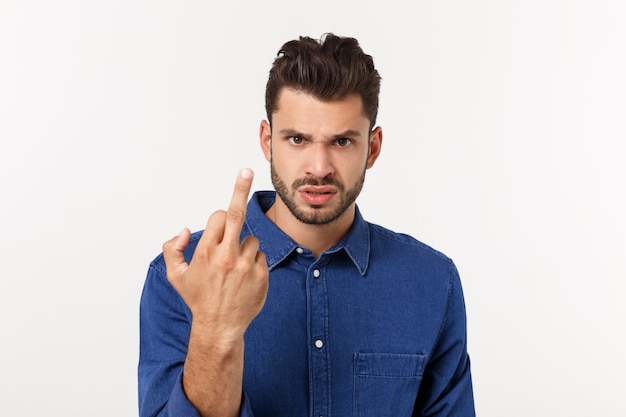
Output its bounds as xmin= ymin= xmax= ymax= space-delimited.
xmin=265 ymin=33 xmax=381 ymax=129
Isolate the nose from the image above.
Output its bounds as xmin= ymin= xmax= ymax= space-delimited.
xmin=305 ymin=143 xmax=334 ymax=179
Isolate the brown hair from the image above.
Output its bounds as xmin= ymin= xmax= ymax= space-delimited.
xmin=265 ymin=33 xmax=381 ymax=129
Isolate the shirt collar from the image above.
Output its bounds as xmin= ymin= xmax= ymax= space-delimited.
xmin=244 ymin=191 xmax=370 ymax=276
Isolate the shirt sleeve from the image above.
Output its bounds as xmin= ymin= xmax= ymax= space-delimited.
xmin=167 ymin=371 xmax=201 ymax=417
xmin=138 ymin=257 xmax=255 ymax=417
xmin=414 ymin=263 xmax=476 ymax=416
xmin=167 ymin=372 xmax=255 ymax=417
xmin=138 ymin=257 xmax=195 ymax=417
xmin=240 ymin=391 xmax=255 ymax=416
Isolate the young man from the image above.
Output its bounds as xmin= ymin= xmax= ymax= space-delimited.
xmin=139 ymin=34 xmax=475 ymax=417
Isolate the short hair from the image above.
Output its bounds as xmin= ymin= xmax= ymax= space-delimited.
xmin=265 ymin=33 xmax=381 ymax=129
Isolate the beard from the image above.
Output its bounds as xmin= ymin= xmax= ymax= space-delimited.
xmin=271 ymin=162 xmax=366 ymax=225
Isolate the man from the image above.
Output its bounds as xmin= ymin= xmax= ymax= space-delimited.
xmin=139 ymin=34 xmax=475 ymax=417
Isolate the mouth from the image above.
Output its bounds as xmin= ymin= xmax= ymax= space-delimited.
xmin=300 ymin=186 xmax=336 ymax=194
xmin=298 ymin=187 xmax=337 ymax=205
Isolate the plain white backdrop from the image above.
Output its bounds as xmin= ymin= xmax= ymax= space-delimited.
xmin=1 ymin=1 xmax=624 ymax=415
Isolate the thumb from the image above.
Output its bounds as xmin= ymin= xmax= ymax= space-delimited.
xmin=162 ymin=228 xmax=191 ymax=288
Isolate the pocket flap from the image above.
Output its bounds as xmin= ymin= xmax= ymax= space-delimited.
xmin=354 ymin=352 xmax=427 ymax=378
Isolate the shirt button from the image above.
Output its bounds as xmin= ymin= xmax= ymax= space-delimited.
xmin=313 ymin=269 xmax=320 ymax=278
xmin=314 ymin=339 xmax=324 ymax=349
xmin=296 ymin=247 xmax=304 ymax=254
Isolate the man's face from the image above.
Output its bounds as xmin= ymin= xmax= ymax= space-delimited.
xmin=260 ymin=88 xmax=382 ymax=225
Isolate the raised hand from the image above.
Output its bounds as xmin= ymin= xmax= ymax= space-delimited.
xmin=161 ymin=168 xmax=269 ymax=416
xmin=162 ymin=167 xmax=269 ymax=342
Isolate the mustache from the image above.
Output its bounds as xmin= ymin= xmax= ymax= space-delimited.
xmin=292 ymin=176 xmax=344 ymax=191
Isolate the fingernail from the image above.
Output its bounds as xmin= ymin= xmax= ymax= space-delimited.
xmin=240 ymin=168 xmax=253 ymax=179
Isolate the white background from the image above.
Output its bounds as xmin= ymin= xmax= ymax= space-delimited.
xmin=1 ymin=1 xmax=625 ymax=416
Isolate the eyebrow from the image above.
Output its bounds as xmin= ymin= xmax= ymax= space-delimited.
xmin=277 ymin=128 xmax=364 ymax=140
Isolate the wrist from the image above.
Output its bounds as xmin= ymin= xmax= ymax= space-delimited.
xmin=189 ymin=318 xmax=245 ymax=356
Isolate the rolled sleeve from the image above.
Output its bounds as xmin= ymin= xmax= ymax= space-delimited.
xmin=166 ymin=371 xmax=201 ymax=417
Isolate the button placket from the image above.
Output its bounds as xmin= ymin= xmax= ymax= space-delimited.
xmin=308 ymin=262 xmax=329 ymax=417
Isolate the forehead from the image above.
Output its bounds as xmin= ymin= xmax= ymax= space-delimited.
xmin=272 ymin=88 xmax=370 ymax=132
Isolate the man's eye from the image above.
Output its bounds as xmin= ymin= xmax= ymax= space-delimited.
xmin=289 ymin=136 xmax=304 ymax=145
xmin=335 ymin=138 xmax=351 ymax=147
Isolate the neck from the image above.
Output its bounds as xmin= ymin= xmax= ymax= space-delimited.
xmin=266 ymin=197 xmax=355 ymax=258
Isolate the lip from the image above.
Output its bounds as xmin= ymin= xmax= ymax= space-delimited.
xmin=299 ymin=185 xmax=337 ymax=194
xmin=298 ymin=187 xmax=337 ymax=205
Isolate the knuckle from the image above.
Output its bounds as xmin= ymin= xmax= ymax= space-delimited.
xmin=162 ymin=238 xmax=174 ymax=253
xmin=218 ymin=253 xmax=237 ymax=270
xmin=164 ymin=265 xmax=182 ymax=288
xmin=207 ymin=210 xmax=227 ymax=228
xmin=234 ymin=257 xmax=255 ymax=275
xmin=210 ymin=210 xmax=227 ymax=221
xmin=254 ymin=261 xmax=269 ymax=281
xmin=245 ymin=235 xmax=260 ymax=245
xmin=194 ymin=248 xmax=210 ymax=262
xmin=164 ymin=269 xmax=177 ymax=285
xmin=241 ymin=236 xmax=260 ymax=251
xmin=226 ymin=208 xmax=245 ymax=224
xmin=235 ymin=180 xmax=250 ymax=194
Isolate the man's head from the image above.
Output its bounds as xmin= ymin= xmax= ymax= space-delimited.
xmin=260 ymin=34 xmax=383 ymax=229
xmin=265 ymin=33 xmax=381 ymax=130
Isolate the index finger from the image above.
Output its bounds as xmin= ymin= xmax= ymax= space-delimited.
xmin=222 ymin=168 xmax=254 ymax=245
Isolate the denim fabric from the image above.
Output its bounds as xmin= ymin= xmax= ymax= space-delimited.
xmin=139 ymin=191 xmax=475 ymax=417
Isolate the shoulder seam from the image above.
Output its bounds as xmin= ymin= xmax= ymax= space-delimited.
xmin=368 ymin=222 xmax=453 ymax=263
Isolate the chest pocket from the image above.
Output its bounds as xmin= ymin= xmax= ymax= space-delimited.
xmin=353 ymin=352 xmax=427 ymax=417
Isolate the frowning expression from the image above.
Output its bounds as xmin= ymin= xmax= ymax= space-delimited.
xmin=260 ymin=88 xmax=382 ymax=225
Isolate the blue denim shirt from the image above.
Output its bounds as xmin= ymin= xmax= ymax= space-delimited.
xmin=139 ymin=191 xmax=475 ymax=417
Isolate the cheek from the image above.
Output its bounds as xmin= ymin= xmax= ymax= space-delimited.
xmin=333 ymin=158 xmax=365 ymax=186
xmin=346 ymin=153 xmax=369 ymax=173
xmin=274 ymin=146 xmax=305 ymax=165
xmin=271 ymin=152 xmax=297 ymax=175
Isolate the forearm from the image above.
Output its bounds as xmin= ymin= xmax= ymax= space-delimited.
xmin=183 ymin=324 xmax=245 ymax=417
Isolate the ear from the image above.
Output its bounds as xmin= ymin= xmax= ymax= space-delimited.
xmin=259 ymin=120 xmax=272 ymax=162
xmin=366 ymin=126 xmax=383 ymax=169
